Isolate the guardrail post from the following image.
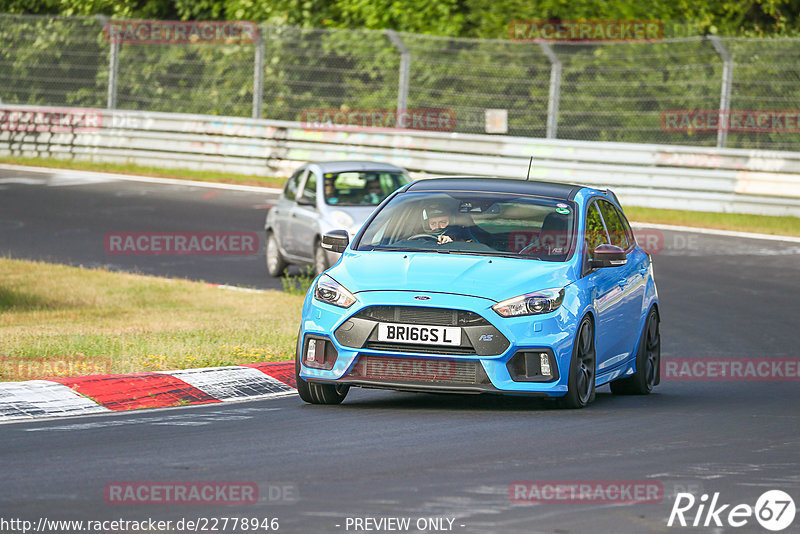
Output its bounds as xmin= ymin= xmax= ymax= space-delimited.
xmin=386 ymin=30 xmax=410 ymax=128
xmin=539 ymin=43 xmax=561 ymax=139
xmin=709 ymin=36 xmax=733 ymax=149
xmin=252 ymin=27 xmax=265 ymax=119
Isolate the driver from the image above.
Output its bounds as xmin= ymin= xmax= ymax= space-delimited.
xmin=361 ymin=179 xmax=383 ymax=205
xmin=423 ymin=204 xmax=469 ymax=245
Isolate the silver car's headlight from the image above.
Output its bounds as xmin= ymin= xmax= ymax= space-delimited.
xmin=314 ymin=274 xmax=357 ymax=308
xmin=330 ymin=210 xmax=355 ymax=230
xmin=492 ymin=288 xmax=565 ymax=317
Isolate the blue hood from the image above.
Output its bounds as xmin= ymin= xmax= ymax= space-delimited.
xmin=327 ymin=250 xmax=576 ymax=303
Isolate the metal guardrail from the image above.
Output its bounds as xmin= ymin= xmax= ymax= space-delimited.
xmin=2 ymin=105 xmax=799 ymax=216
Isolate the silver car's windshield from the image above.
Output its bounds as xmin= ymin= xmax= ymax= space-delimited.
xmin=356 ymin=191 xmax=577 ymax=261
xmin=324 ymin=171 xmax=410 ymax=206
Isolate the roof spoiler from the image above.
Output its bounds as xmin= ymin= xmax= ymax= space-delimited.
xmin=604 ymin=188 xmax=621 ymax=206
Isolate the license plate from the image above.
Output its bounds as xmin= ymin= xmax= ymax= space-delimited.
xmin=376 ymin=323 xmax=462 ymax=346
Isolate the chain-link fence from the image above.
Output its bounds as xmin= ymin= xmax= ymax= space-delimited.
xmin=2 ymin=13 xmax=799 ymax=150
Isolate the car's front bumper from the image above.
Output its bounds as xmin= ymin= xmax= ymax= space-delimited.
xmin=299 ymin=290 xmax=578 ymax=397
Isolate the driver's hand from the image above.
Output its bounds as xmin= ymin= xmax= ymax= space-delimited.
xmin=438 ymin=235 xmax=453 ymax=244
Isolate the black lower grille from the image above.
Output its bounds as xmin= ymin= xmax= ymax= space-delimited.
xmin=346 ymin=355 xmax=478 ymax=384
xmin=363 ymin=341 xmax=476 ymax=355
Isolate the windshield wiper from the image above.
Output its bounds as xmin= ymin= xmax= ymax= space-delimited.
xmin=368 ymin=246 xmax=433 ymax=253
xmin=447 ymin=250 xmax=544 ymax=260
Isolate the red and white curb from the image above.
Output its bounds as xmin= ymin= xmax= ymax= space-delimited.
xmin=0 ymin=362 xmax=295 ymax=423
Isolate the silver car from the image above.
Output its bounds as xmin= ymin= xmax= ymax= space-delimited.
xmin=265 ymin=161 xmax=411 ymax=276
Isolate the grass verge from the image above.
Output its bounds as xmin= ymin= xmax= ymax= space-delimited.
xmin=0 ymin=257 xmax=302 ymax=381
xmin=0 ymin=156 xmax=286 ymax=189
xmin=625 ymin=206 xmax=800 ymax=238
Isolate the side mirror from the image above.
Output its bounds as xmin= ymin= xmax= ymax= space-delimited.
xmin=321 ymin=229 xmax=349 ymax=254
xmin=296 ymin=196 xmax=315 ymax=207
xmin=591 ymin=244 xmax=627 ymax=268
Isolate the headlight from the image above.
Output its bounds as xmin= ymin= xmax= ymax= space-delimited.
xmin=492 ymin=288 xmax=565 ymax=317
xmin=314 ymin=274 xmax=357 ymax=308
xmin=330 ymin=210 xmax=355 ymax=230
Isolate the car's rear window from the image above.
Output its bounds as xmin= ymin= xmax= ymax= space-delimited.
xmin=356 ymin=191 xmax=577 ymax=262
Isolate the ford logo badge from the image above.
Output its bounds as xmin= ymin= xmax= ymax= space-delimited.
xmin=414 ymin=295 xmax=431 ymax=301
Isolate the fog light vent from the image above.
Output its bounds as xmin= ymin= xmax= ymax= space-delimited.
xmin=506 ymin=350 xmax=558 ymax=382
xmin=303 ymin=336 xmax=338 ymax=370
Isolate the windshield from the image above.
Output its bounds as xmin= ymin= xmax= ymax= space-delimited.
xmin=324 ymin=171 xmax=410 ymax=206
xmin=356 ymin=191 xmax=577 ymax=261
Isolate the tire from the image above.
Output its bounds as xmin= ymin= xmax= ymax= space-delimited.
xmin=610 ymin=308 xmax=660 ymax=395
xmin=313 ymin=240 xmax=330 ymax=276
xmin=559 ymin=316 xmax=596 ymax=409
xmin=265 ymin=231 xmax=287 ymax=277
xmin=295 ymin=330 xmax=349 ymax=405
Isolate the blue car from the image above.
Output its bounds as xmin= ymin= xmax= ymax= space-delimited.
xmin=295 ymin=178 xmax=660 ymax=408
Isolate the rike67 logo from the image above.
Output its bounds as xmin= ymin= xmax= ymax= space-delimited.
xmin=668 ymin=490 xmax=796 ymax=531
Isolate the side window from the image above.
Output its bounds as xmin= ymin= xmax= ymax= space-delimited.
xmin=284 ymin=168 xmax=304 ymax=200
xmin=585 ymin=202 xmax=609 ymax=254
xmin=617 ymin=206 xmax=635 ymax=248
xmin=597 ymin=200 xmax=630 ymax=250
xmin=301 ymin=172 xmax=317 ymax=203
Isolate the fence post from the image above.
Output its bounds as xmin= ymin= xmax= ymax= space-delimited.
xmin=97 ymin=15 xmax=119 ymax=110
xmin=386 ymin=30 xmax=410 ymax=127
xmin=252 ymin=26 xmax=264 ymax=119
xmin=539 ymin=43 xmax=561 ymax=139
xmin=108 ymin=41 xmax=119 ymax=109
xmin=709 ymin=35 xmax=733 ymax=149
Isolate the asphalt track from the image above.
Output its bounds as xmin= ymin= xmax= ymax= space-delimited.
xmin=2 ymin=166 xmax=800 ymax=533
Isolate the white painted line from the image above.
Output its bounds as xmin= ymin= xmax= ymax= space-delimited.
xmin=0 ymin=380 xmax=109 ymax=422
xmin=163 ymin=366 xmax=295 ymax=401
xmin=0 ymin=177 xmax=47 ymax=185
xmin=631 ymin=222 xmax=800 ymax=243
xmin=0 ymin=164 xmax=283 ymax=194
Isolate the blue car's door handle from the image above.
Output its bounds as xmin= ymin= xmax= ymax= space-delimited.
xmin=639 ymin=267 xmax=648 ymax=275
xmin=618 ymin=279 xmax=626 ymax=287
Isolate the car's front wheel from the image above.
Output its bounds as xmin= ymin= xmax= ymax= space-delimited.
xmin=265 ymin=231 xmax=287 ymax=277
xmin=295 ymin=331 xmax=349 ymax=405
xmin=610 ymin=308 xmax=660 ymax=395
xmin=560 ymin=316 xmax=596 ymax=409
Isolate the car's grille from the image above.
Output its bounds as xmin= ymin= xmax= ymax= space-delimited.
xmin=363 ymin=342 xmax=476 ymax=355
xmin=346 ymin=355 xmax=478 ymax=384
xmin=334 ymin=305 xmax=508 ymax=357
xmin=353 ymin=306 xmax=489 ymax=327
